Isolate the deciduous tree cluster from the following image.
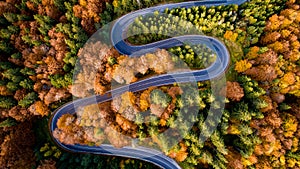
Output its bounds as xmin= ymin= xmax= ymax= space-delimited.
xmin=1 ymin=0 xmax=300 ymax=168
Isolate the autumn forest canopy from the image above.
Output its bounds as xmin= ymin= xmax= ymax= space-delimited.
xmin=0 ymin=0 xmax=300 ymax=169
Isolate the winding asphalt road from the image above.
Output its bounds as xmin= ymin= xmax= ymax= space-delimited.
xmin=50 ymin=0 xmax=246 ymax=168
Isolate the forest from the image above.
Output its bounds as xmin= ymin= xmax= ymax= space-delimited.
xmin=0 ymin=0 xmax=300 ymax=168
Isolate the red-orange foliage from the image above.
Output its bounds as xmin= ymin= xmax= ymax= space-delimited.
xmin=0 ymin=121 xmax=36 ymax=168
xmin=73 ymin=0 xmax=111 ymax=34
xmin=220 ymin=81 xmax=244 ymax=101
xmin=244 ymin=65 xmax=278 ymax=82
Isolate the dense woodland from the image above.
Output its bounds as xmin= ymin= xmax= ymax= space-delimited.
xmin=0 ymin=0 xmax=300 ymax=168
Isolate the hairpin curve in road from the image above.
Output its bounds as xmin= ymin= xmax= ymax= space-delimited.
xmin=50 ymin=0 xmax=246 ymax=168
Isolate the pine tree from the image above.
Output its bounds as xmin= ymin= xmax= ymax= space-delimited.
xmin=18 ymin=92 xmax=38 ymax=108
xmin=0 ymin=62 xmax=13 ymax=70
xmin=20 ymin=68 xmax=35 ymax=76
xmin=49 ymin=72 xmax=73 ymax=88
xmin=3 ymin=13 xmax=17 ymax=23
xmin=0 ymin=41 xmax=12 ymax=53
xmin=0 ymin=28 xmax=12 ymax=39
xmin=0 ymin=96 xmax=17 ymax=109
xmin=2 ymin=68 xmax=21 ymax=80
xmin=211 ymin=130 xmax=228 ymax=155
xmin=0 ymin=118 xmax=17 ymax=127
xmin=231 ymin=101 xmax=252 ymax=121
xmin=19 ymin=79 xmax=34 ymax=90
xmin=6 ymin=82 xmax=19 ymax=92
xmin=150 ymin=89 xmax=171 ymax=108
